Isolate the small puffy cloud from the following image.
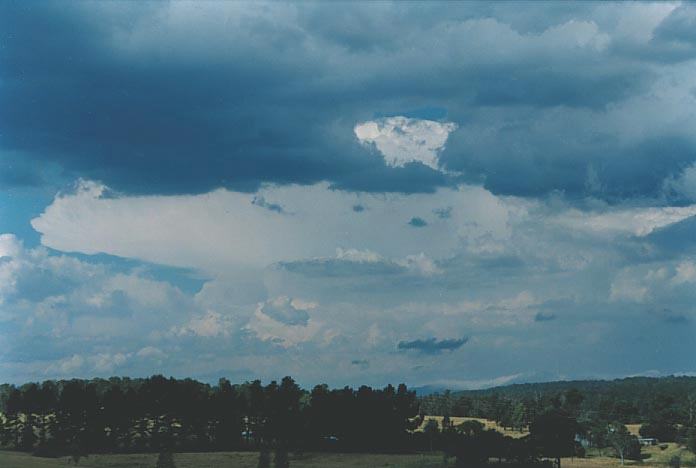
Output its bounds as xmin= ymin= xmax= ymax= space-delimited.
xmin=93 ymin=352 xmax=128 ymax=373
xmin=335 ymin=247 xmax=383 ymax=264
xmin=397 ymin=337 xmax=468 ymax=355
xmin=245 ymin=296 xmax=327 ymax=348
xmin=260 ymin=296 xmax=312 ymax=326
xmin=350 ymin=359 xmax=369 ymax=370
xmin=0 ymin=234 xmax=22 ymax=258
xmin=47 ymin=354 xmax=85 ymax=375
xmin=408 ymin=217 xmax=428 ymax=228
xmin=400 ymin=253 xmax=441 ymax=276
xmin=136 ymin=346 xmax=167 ymax=360
xmin=252 ymin=195 xmax=285 ymax=213
xmin=673 ymin=261 xmax=696 ymax=285
xmin=45 ymin=352 xmax=130 ymax=377
xmin=609 ymin=276 xmax=649 ymax=303
xmin=354 ymin=117 xmax=457 ymax=171
xmin=173 ymin=311 xmax=234 ymax=338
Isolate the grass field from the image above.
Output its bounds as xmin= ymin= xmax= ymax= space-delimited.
xmin=3 ymin=449 xmax=695 ymax=468
xmin=0 ymin=451 xmax=449 ymax=468
xmin=416 ymin=416 xmax=528 ymax=438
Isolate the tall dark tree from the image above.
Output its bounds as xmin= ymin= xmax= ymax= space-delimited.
xmin=530 ymin=410 xmax=578 ymax=468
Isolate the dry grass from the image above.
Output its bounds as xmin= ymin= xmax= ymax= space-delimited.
xmin=625 ymin=424 xmax=641 ymax=437
xmin=416 ymin=415 xmax=529 ymax=438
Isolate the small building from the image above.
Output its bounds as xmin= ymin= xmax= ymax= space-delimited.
xmin=637 ymin=437 xmax=658 ymax=446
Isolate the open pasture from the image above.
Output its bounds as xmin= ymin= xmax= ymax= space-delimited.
xmin=1 ymin=449 xmax=690 ymax=468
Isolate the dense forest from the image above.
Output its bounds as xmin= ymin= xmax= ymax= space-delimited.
xmin=2 ymin=375 xmax=696 ymax=467
xmin=420 ymin=376 xmax=696 ymax=435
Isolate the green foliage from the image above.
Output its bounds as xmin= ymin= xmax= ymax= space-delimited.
xmin=640 ymin=419 xmax=678 ymax=442
xmin=686 ymin=427 xmax=696 ymax=454
xmin=530 ymin=410 xmax=578 ymax=464
xmin=420 ymin=376 xmax=696 ymax=428
xmin=607 ymin=422 xmax=641 ymax=465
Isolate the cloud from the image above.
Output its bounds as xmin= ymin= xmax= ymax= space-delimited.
xmin=397 ymin=337 xmax=468 ymax=354
xmin=31 ymin=181 xmax=512 ymax=273
xmin=245 ymin=297 xmax=327 ymax=348
xmin=433 ymin=207 xmax=452 ymax=219
xmin=5 ymin=3 xmax=691 ymax=200
xmin=278 ymin=248 xmax=441 ymax=278
xmin=408 ymin=217 xmax=428 ymax=228
xmin=260 ymin=296 xmax=312 ymax=326
xmin=534 ymin=311 xmax=557 ymax=322
xmin=655 ymin=308 xmax=688 ymax=324
xmin=663 ymin=163 xmax=696 ymax=202
xmin=173 ymin=311 xmax=235 ymax=338
xmin=553 ymin=205 xmax=696 ymax=237
xmin=252 ymin=195 xmax=285 ymax=213
xmin=354 ymin=117 xmax=457 ymax=171
xmin=673 ymin=261 xmax=696 ymax=285
xmin=351 ymin=359 xmax=370 ymax=370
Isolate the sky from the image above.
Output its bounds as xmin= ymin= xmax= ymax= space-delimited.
xmin=2 ymin=1 xmax=696 ymax=389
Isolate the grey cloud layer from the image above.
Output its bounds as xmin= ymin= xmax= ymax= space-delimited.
xmin=3 ymin=2 xmax=696 ymax=200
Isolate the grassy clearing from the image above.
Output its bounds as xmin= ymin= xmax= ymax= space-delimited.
xmin=642 ymin=442 xmax=696 ymax=465
xmin=415 ymin=415 xmax=529 ymax=439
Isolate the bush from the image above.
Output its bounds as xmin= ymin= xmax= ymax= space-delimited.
xmin=669 ymin=455 xmax=681 ymax=468
xmin=640 ymin=421 xmax=678 ymax=442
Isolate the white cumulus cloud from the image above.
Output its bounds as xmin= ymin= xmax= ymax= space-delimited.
xmin=354 ymin=117 xmax=457 ymax=171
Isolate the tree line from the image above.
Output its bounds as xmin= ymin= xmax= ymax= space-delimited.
xmin=3 ymin=375 xmax=696 ymax=467
xmin=419 ymin=377 xmax=696 ymax=466
xmin=0 ymin=376 xmax=418 ymax=457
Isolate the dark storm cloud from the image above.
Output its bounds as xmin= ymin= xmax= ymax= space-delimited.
xmin=654 ymin=5 xmax=696 ymax=46
xmin=1 ymin=1 xmax=694 ymax=200
xmin=397 ymin=337 xmax=468 ymax=354
xmin=646 ymin=215 xmax=696 ymax=255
